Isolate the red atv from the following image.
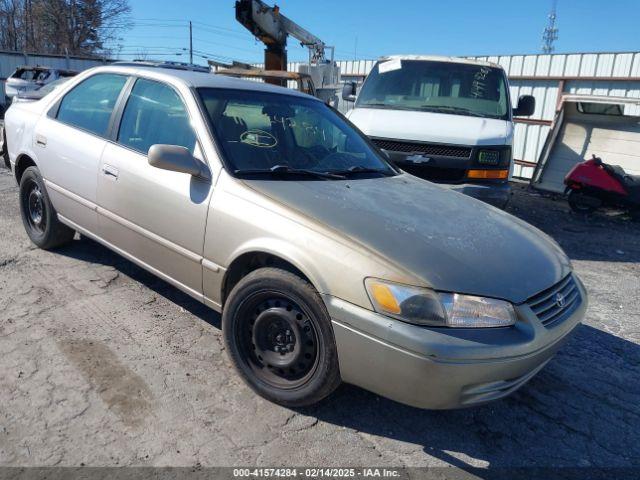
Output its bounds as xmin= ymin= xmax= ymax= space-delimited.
xmin=564 ymin=155 xmax=640 ymax=219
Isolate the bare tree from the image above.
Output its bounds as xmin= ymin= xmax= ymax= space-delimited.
xmin=0 ymin=0 xmax=130 ymax=56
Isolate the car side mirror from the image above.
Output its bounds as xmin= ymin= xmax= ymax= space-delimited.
xmin=148 ymin=144 xmax=210 ymax=180
xmin=342 ymin=82 xmax=357 ymax=102
xmin=513 ymin=94 xmax=535 ymax=117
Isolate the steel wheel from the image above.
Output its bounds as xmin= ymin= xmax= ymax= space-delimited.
xmin=223 ymin=267 xmax=341 ymax=407
xmin=19 ymin=166 xmax=75 ymax=249
xmin=25 ymin=181 xmax=46 ymax=234
xmin=236 ymin=292 xmax=319 ymax=389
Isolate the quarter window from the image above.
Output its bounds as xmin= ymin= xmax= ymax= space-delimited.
xmin=117 ymin=79 xmax=196 ymax=154
xmin=56 ymin=74 xmax=127 ymax=136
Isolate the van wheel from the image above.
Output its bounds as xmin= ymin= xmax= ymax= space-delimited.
xmin=568 ymin=190 xmax=599 ymax=214
xmin=19 ymin=166 xmax=75 ymax=249
xmin=223 ymin=268 xmax=341 ymax=407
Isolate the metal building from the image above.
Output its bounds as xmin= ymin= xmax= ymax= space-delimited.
xmin=289 ymin=51 xmax=640 ymax=179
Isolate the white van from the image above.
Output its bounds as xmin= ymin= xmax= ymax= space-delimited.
xmin=342 ymin=55 xmax=535 ymax=208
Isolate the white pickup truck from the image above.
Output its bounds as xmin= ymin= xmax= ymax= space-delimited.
xmin=342 ymin=55 xmax=535 ymax=208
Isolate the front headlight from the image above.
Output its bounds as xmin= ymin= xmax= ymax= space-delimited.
xmin=365 ymin=278 xmax=516 ymax=328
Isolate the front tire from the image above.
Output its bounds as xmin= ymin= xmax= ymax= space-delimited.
xmin=223 ymin=268 xmax=341 ymax=407
xmin=19 ymin=166 xmax=75 ymax=249
xmin=568 ymin=190 xmax=600 ymax=214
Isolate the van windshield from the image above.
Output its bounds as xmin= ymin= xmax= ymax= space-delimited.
xmin=198 ymin=88 xmax=396 ymax=179
xmin=356 ymin=60 xmax=510 ymax=120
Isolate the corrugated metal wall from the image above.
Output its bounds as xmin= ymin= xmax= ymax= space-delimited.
xmin=0 ymin=50 xmax=107 ymax=103
xmin=290 ymin=51 xmax=640 ymax=179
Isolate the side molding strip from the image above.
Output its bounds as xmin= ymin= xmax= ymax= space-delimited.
xmin=96 ymin=206 xmax=202 ymax=264
xmin=45 ymin=180 xmax=97 ymax=211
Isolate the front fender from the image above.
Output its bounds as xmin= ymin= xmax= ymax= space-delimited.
xmin=225 ymin=238 xmax=329 ymax=296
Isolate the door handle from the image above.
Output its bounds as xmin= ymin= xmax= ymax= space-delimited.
xmin=102 ymin=164 xmax=119 ymax=179
xmin=35 ymin=134 xmax=47 ymax=147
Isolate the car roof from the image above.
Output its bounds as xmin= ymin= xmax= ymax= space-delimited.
xmin=88 ymin=65 xmax=317 ymax=100
xmin=378 ymin=55 xmax=502 ymax=69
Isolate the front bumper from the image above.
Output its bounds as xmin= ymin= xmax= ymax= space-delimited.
xmin=325 ymin=276 xmax=587 ymax=409
xmin=446 ymin=181 xmax=511 ymax=209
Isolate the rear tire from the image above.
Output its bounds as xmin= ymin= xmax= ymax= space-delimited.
xmin=1 ymin=129 xmax=9 ymax=169
xmin=222 ymin=267 xmax=341 ymax=407
xmin=568 ymin=190 xmax=599 ymax=214
xmin=19 ymin=166 xmax=75 ymax=249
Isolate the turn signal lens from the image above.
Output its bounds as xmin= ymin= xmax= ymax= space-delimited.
xmin=467 ymin=169 xmax=509 ymax=179
xmin=369 ymin=283 xmax=401 ymax=314
xmin=365 ymin=279 xmax=447 ymax=326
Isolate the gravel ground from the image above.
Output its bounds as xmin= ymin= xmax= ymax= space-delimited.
xmin=0 ymin=165 xmax=639 ymax=470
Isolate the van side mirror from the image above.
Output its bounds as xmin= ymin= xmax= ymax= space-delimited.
xmin=513 ymin=95 xmax=535 ymax=117
xmin=148 ymin=144 xmax=210 ymax=180
xmin=342 ymin=82 xmax=357 ymax=102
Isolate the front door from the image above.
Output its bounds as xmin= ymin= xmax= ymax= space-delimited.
xmin=96 ymin=78 xmax=212 ymax=299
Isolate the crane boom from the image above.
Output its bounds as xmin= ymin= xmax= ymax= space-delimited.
xmin=235 ymin=0 xmax=327 ymax=76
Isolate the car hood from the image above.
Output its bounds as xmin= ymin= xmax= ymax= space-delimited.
xmin=244 ymin=174 xmax=570 ymax=304
xmin=347 ymin=107 xmax=511 ymax=146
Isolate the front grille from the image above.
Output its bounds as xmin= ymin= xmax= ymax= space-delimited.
xmin=371 ymin=138 xmax=472 ymax=159
xmin=399 ymin=164 xmax=467 ymax=182
xmin=526 ymin=274 xmax=581 ymax=327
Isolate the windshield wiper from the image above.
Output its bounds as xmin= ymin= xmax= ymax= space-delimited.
xmin=361 ymin=102 xmax=413 ymax=110
xmin=421 ymin=105 xmax=492 ymax=118
xmin=234 ymin=164 xmax=346 ymax=180
xmin=331 ymin=166 xmax=394 ymax=177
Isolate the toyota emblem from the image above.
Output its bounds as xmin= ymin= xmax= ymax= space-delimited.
xmin=555 ymin=292 xmax=566 ymax=308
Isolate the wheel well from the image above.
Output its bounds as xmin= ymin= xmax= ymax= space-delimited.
xmin=15 ymin=154 xmax=36 ymax=184
xmin=222 ymin=252 xmax=312 ymax=306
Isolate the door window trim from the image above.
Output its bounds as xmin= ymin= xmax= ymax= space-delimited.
xmin=46 ymin=73 xmax=131 ymax=140
xmin=110 ymin=76 xmax=207 ymax=165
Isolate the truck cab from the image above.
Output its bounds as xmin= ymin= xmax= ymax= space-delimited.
xmin=343 ymin=55 xmax=535 ymax=208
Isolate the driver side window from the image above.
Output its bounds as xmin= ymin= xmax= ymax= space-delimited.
xmin=117 ymin=78 xmax=197 ymax=155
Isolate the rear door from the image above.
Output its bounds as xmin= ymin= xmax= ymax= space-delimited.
xmin=33 ymin=73 xmax=129 ymax=232
xmin=96 ymin=77 xmax=213 ymax=299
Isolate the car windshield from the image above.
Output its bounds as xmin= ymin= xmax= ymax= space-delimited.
xmin=198 ymin=88 xmax=396 ymax=178
xmin=356 ymin=59 xmax=510 ymax=120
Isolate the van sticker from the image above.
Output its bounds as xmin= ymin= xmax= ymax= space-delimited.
xmin=379 ymin=59 xmax=402 ymax=74
xmin=471 ymin=66 xmax=491 ymax=98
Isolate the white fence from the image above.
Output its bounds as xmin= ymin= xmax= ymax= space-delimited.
xmin=289 ymin=51 xmax=640 ymax=179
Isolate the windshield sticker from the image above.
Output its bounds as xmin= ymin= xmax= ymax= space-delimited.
xmin=240 ymin=129 xmax=278 ymax=148
xmin=378 ymin=59 xmax=402 ymax=74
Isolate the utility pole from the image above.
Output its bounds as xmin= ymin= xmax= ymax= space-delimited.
xmin=541 ymin=0 xmax=559 ymax=54
xmin=189 ymin=21 xmax=193 ymax=64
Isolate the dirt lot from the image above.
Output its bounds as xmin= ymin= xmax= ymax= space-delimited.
xmin=1 ymin=165 xmax=639 ymax=470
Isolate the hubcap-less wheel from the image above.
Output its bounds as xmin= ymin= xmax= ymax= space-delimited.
xmin=26 ymin=181 xmax=46 ymax=233
xmin=237 ymin=293 xmax=319 ymax=389
xmin=568 ymin=191 xmax=598 ymax=214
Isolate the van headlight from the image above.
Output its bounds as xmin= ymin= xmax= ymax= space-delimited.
xmin=364 ymin=278 xmax=516 ymax=328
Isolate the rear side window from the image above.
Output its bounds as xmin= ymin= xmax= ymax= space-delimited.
xmin=117 ymin=78 xmax=196 ymax=155
xmin=56 ymin=74 xmax=127 ymax=136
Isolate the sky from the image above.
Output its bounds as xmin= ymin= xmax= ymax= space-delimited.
xmin=110 ymin=0 xmax=640 ymax=65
